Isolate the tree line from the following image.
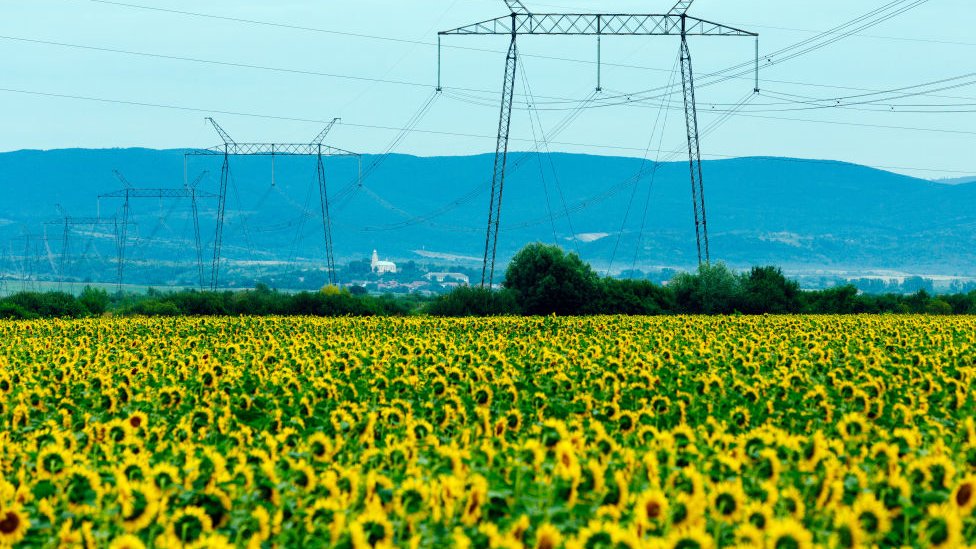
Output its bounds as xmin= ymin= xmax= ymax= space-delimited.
xmin=2 ymin=243 xmax=974 ymax=318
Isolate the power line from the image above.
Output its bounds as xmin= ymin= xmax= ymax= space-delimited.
xmin=69 ymin=0 xmax=968 ymax=103
xmin=1 ymin=84 xmax=975 ymax=162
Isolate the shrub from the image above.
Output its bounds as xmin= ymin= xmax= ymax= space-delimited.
xmin=426 ymin=286 xmax=520 ymax=317
xmin=79 ymin=286 xmax=111 ymax=315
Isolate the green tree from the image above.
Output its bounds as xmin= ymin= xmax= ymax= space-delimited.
xmin=79 ymin=286 xmax=111 ymax=315
xmin=503 ymin=243 xmax=599 ymax=316
xmin=669 ymin=262 xmax=742 ymax=314
xmin=739 ymin=266 xmax=801 ymax=314
xmin=594 ymin=278 xmax=673 ymax=315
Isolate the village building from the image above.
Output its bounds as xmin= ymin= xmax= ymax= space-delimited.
xmin=371 ymin=249 xmax=397 ymax=274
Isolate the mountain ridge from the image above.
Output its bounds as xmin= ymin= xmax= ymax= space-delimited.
xmin=2 ymin=148 xmax=975 ymax=286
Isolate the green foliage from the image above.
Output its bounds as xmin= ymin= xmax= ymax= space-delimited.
xmin=739 ymin=266 xmax=802 ymax=314
xmin=79 ymin=286 xmax=111 ymax=315
xmin=669 ymin=262 xmax=743 ymax=314
xmin=803 ymin=285 xmax=860 ymax=314
xmin=503 ymin=243 xmax=599 ymax=315
xmin=593 ymin=278 xmax=672 ymax=315
xmin=0 ymin=302 xmax=37 ymax=320
xmin=2 ymin=291 xmax=89 ymax=318
xmin=425 ymin=286 xmax=520 ymax=317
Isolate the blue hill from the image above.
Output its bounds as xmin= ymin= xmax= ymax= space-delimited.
xmin=1 ymin=148 xmax=975 ymax=287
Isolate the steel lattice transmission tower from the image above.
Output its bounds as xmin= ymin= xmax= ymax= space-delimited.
xmin=439 ymin=0 xmax=758 ymax=286
xmin=99 ymin=170 xmax=216 ymax=292
xmin=45 ymin=206 xmax=121 ymax=291
xmin=185 ymin=118 xmax=360 ymax=290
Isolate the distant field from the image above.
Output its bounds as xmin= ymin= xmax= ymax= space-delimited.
xmin=0 ymin=281 xmax=184 ymax=297
xmin=0 ymin=316 xmax=974 ymax=547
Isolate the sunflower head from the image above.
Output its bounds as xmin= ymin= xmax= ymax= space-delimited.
xmin=167 ymin=506 xmax=213 ymax=544
xmin=952 ymin=476 xmax=976 ymax=514
xmin=919 ymin=504 xmax=963 ymax=548
xmin=0 ymin=506 xmax=30 ymax=544
xmin=534 ymin=523 xmax=561 ymax=549
xmin=765 ymin=517 xmax=813 ymax=549
xmin=108 ymin=534 xmax=147 ymax=549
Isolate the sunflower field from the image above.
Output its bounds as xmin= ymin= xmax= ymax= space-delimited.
xmin=0 ymin=316 xmax=975 ymax=548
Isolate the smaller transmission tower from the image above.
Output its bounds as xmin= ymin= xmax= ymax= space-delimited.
xmin=10 ymin=233 xmax=43 ymax=292
xmin=185 ymin=117 xmax=359 ymax=290
xmin=100 ymin=170 xmax=216 ymax=291
xmin=45 ymin=206 xmax=120 ymax=291
xmin=0 ymin=246 xmax=8 ymax=297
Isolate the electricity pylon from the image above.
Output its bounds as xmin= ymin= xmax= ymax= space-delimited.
xmin=185 ymin=117 xmax=359 ymax=290
xmin=45 ymin=206 xmax=120 ymax=291
xmin=99 ymin=170 xmax=216 ymax=292
xmin=439 ymin=0 xmax=758 ymax=286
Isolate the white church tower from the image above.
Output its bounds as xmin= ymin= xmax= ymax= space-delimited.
xmin=370 ymin=249 xmax=397 ymax=274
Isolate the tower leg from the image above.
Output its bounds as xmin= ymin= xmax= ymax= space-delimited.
xmin=59 ymin=221 xmax=69 ymax=291
xmin=192 ymin=192 xmax=204 ymax=290
xmin=317 ymin=151 xmax=337 ymax=286
xmin=211 ymin=151 xmax=230 ymax=291
xmin=117 ymin=194 xmax=129 ymax=293
xmin=482 ymin=33 xmax=518 ymax=288
xmin=680 ymin=35 xmax=709 ymax=266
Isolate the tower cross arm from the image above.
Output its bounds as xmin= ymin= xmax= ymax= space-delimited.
xmin=668 ymin=0 xmax=694 ymax=16
xmin=311 ymin=118 xmax=341 ymax=145
xmin=439 ymin=14 xmax=755 ymax=37
xmin=99 ymin=188 xmax=220 ymax=199
xmin=185 ymin=143 xmax=361 ymax=157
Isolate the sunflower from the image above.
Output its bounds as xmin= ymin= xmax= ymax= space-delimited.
xmin=829 ymin=507 xmax=864 ymax=549
xmin=635 ymin=489 xmax=669 ymax=530
xmin=534 ymin=523 xmax=561 ymax=549
xmin=798 ymin=431 xmax=827 ymax=472
xmin=667 ymin=468 xmax=704 ymax=502
xmin=108 ymin=534 xmax=147 ymax=549
xmin=365 ymin=472 xmax=395 ymax=510
xmin=507 ymin=514 xmax=530 ymax=542
xmin=951 ymin=475 xmax=976 ymax=515
xmin=923 ymin=454 xmax=957 ymax=492
xmin=64 ymin=465 xmax=104 ymax=515
xmin=776 ymin=487 xmax=806 ymax=520
xmin=0 ymin=506 xmax=30 ymax=545
xmin=290 ymin=459 xmax=318 ymax=493
xmin=709 ymin=481 xmax=746 ymax=522
xmin=306 ymin=433 xmax=335 ymax=462
xmin=733 ymin=523 xmax=764 ymax=547
xmin=565 ymin=520 xmax=616 ymax=549
xmin=617 ymin=411 xmax=637 ymax=435
xmin=126 ymin=411 xmax=148 ymax=432
xmin=35 ymin=445 xmax=71 ymax=480
xmin=729 ymin=406 xmax=751 ymax=431
xmin=305 ymin=499 xmax=346 ymax=542
xmin=117 ymin=453 xmax=150 ymax=483
xmin=765 ymin=517 xmax=813 ymax=549
xmin=461 ymin=475 xmax=488 ymax=526
xmin=743 ymin=501 xmax=773 ymax=531
xmin=918 ymin=504 xmax=963 ymax=548
xmin=836 ymin=412 xmax=869 ymax=443
xmin=554 ymin=440 xmax=580 ymax=480
xmin=167 ymin=506 xmax=213 ymax=545
xmin=471 ymin=385 xmax=493 ymax=408
xmin=151 ymin=463 xmax=182 ymax=492
xmin=350 ymin=506 xmax=395 ymax=549
xmin=663 ymin=525 xmax=714 ymax=549
xmin=669 ymin=495 xmax=706 ymax=530
xmin=851 ymin=493 xmax=891 ymax=540
xmin=118 ymin=481 xmax=160 ymax=533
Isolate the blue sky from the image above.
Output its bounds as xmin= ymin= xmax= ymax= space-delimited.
xmin=1 ymin=0 xmax=974 ymax=178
